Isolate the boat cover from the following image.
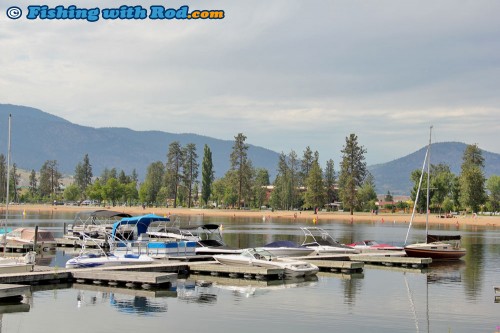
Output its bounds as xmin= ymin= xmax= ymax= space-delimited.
xmin=427 ymin=234 xmax=461 ymax=242
xmin=264 ymin=240 xmax=302 ymax=248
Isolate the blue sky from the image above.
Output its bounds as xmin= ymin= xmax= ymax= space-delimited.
xmin=1 ymin=0 xmax=499 ymax=166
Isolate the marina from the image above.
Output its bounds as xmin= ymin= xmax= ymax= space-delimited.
xmin=0 ymin=211 xmax=497 ymax=333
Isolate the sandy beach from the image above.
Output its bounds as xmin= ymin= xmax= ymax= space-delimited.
xmin=4 ymin=204 xmax=499 ymax=227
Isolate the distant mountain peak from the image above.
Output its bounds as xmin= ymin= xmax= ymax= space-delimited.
xmin=368 ymin=141 xmax=500 ymax=195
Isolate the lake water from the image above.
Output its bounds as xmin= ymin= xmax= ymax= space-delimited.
xmin=1 ymin=211 xmax=499 ymax=333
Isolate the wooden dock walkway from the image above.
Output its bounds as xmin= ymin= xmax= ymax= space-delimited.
xmin=72 ymin=270 xmax=176 ymax=288
xmin=188 ymin=262 xmax=284 ymax=280
xmin=348 ymin=255 xmax=432 ymax=268
xmin=302 ymin=259 xmax=364 ymax=273
xmin=0 ymin=283 xmax=30 ymax=299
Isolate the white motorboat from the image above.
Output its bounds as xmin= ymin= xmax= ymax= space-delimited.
xmin=213 ymin=248 xmax=319 ymax=278
xmin=65 ymin=234 xmax=154 ymax=269
xmin=0 ymin=252 xmax=36 ymax=273
xmin=259 ymin=240 xmax=316 ymax=257
xmin=4 ymin=227 xmax=57 ymax=252
xmin=300 ymin=227 xmax=359 ymax=254
xmin=65 ymin=250 xmax=154 ymax=269
xmin=66 ymin=210 xmax=132 ymax=240
xmin=148 ymin=222 xmax=242 ymax=255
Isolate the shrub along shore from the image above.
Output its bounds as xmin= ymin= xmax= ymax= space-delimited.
xmin=3 ymin=204 xmax=499 ymax=227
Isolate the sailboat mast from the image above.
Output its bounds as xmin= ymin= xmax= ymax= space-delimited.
xmin=6 ymin=114 xmax=11 ymax=220
xmin=3 ymin=115 xmax=11 ymax=255
xmin=404 ymin=145 xmax=429 ymax=245
xmin=425 ymin=126 xmax=432 ymax=238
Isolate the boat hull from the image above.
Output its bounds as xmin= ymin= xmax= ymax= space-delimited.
xmin=404 ymin=244 xmax=466 ymax=260
xmin=66 ymin=254 xmax=154 ymax=269
xmin=213 ymin=255 xmax=319 ymax=278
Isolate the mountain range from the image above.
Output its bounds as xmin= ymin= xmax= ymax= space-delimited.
xmin=0 ymin=103 xmax=499 ymax=196
xmin=368 ymin=142 xmax=500 ymax=195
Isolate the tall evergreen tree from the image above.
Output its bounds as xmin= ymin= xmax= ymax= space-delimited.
xmin=29 ymin=169 xmax=37 ymax=197
xmin=338 ymin=134 xmax=367 ymax=215
xmin=303 ymin=158 xmax=325 ymax=210
xmin=131 ymin=169 xmax=139 ymax=184
xmin=182 ymin=143 xmax=199 ymax=208
xmin=9 ymin=163 xmax=20 ymax=202
xmin=39 ymin=160 xmax=62 ymax=199
xmin=270 ymin=153 xmax=289 ymax=210
xmin=201 ymin=144 xmax=214 ymax=206
xmin=118 ymin=170 xmax=129 ymax=184
xmin=324 ymin=159 xmax=336 ymax=204
xmin=230 ymin=133 xmax=252 ymax=208
xmin=74 ymin=154 xmax=93 ymax=196
xmin=165 ymin=141 xmax=183 ymax=208
xmin=459 ymin=144 xmax=486 ymax=212
xmin=253 ymin=168 xmax=270 ymax=208
xmin=300 ymin=146 xmax=314 ymax=186
xmin=288 ymin=150 xmax=301 ymax=209
xmin=142 ymin=161 xmax=165 ymax=205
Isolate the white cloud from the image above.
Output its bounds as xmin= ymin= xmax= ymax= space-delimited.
xmin=1 ymin=0 xmax=500 ymax=166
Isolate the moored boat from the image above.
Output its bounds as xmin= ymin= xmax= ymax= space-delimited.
xmin=214 ymin=248 xmax=319 ymax=278
xmin=347 ymin=240 xmax=403 ymax=251
xmin=403 ymin=126 xmax=466 ymax=260
xmin=404 ymin=235 xmax=466 ymax=260
xmin=65 ymin=234 xmax=154 ymax=269
xmin=300 ymin=227 xmax=359 ymax=254
xmin=4 ymin=227 xmax=56 ymax=251
xmin=259 ymin=240 xmax=316 ymax=257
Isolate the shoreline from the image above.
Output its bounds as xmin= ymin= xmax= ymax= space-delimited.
xmin=4 ymin=204 xmax=499 ymax=227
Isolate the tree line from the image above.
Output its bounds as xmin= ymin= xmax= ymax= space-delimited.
xmin=0 ymin=133 xmax=498 ymax=214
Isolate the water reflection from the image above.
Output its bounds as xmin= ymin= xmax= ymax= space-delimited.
xmin=0 ymin=298 xmax=30 ymax=333
xmin=73 ymin=283 xmax=172 ymax=316
xmin=173 ymin=279 xmax=217 ymax=304
xmin=195 ymin=274 xmax=318 ymax=299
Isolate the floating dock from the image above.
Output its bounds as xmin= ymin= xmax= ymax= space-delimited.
xmin=302 ymin=259 xmax=364 ymax=273
xmin=0 ymin=284 xmax=30 ymax=299
xmin=349 ymin=255 xmax=432 ymax=268
xmin=188 ymin=262 xmax=284 ymax=280
xmin=72 ymin=270 xmax=176 ymax=288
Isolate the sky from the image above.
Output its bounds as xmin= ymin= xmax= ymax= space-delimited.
xmin=1 ymin=0 xmax=500 ymax=166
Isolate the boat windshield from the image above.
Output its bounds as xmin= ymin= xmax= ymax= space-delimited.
xmin=243 ymin=248 xmax=274 ymax=260
xmin=301 ymin=227 xmax=342 ymax=246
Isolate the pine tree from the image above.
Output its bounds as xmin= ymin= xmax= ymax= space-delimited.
xmin=303 ymin=158 xmax=325 ymax=210
xmin=39 ymin=160 xmax=62 ymax=199
xmin=165 ymin=141 xmax=183 ymax=208
xmin=74 ymin=154 xmax=93 ymax=196
xmin=338 ymin=134 xmax=367 ymax=215
xmin=230 ymin=133 xmax=253 ymax=208
xmin=201 ymin=144 xmax=214 ymax=206
xmin=324 ymin=159 xmax=336 ymax=204
xmin=29 ymin=169 xmax=37 ymax=197
xmin=182 ymin=143 xmax=199 ymax=208
xmin=459 ymin=144 xmax=486 ymax=212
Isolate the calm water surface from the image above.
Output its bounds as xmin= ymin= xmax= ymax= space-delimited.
xmin=1 ymin=211 xmax=499 ymax=333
